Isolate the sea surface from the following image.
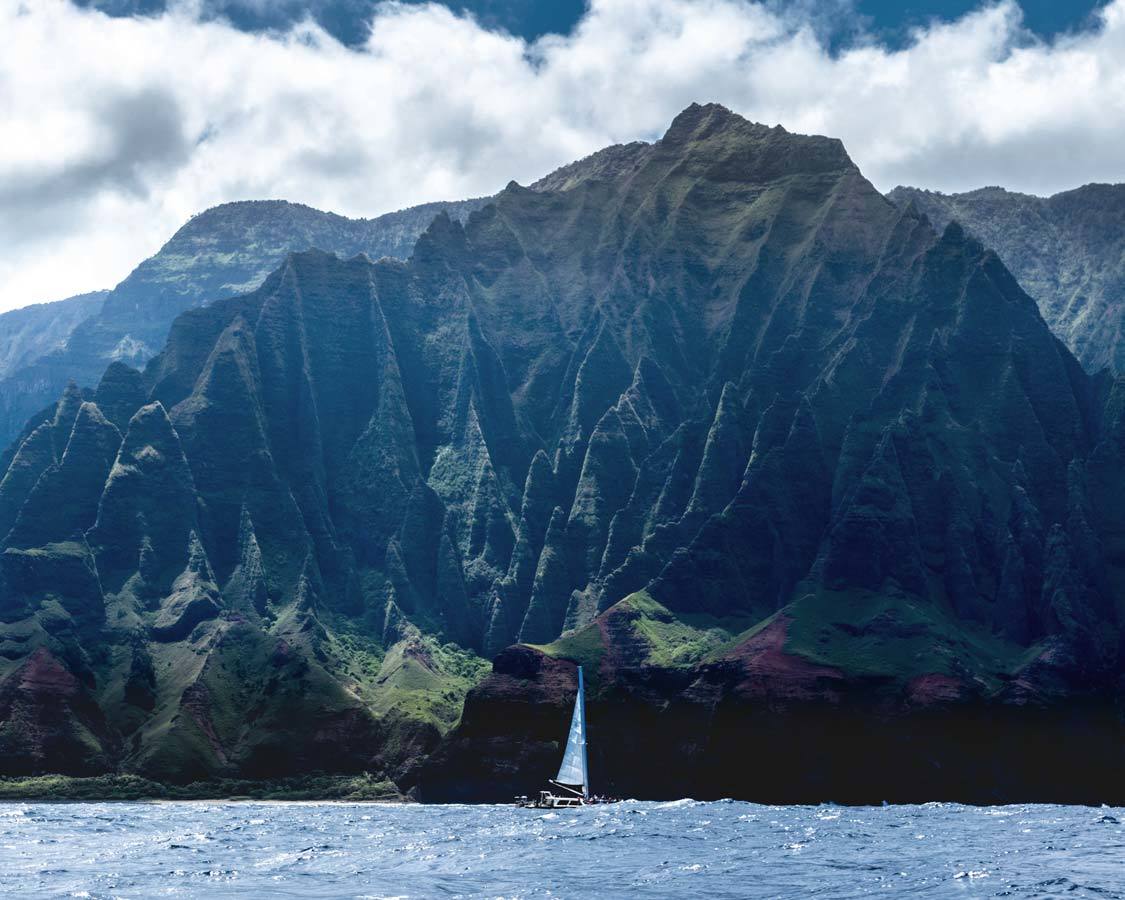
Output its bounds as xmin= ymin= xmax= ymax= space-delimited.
xmin=0 ymin=800 xmax=1121 ymax=898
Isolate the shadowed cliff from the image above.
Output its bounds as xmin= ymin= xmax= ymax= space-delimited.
xmin=889 ymin=183 xmax=1125 ymax=375
xmin=0 ymin=104 xmax=1121 ymax=798
xmin=0 ymin=197 xmax=487 ymax=451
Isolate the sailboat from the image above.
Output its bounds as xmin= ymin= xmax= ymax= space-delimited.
xmin=517 ymin=666 xmax=617 ymax=808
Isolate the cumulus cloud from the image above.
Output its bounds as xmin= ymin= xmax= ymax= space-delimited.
xmin=1 ymin=0 xmax=1124 ymax=312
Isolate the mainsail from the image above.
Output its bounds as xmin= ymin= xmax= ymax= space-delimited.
xmin=554 ymin=666 xmax=588 ymax=797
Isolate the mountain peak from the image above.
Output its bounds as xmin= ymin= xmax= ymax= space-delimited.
xmin=658 ymin=102 xmax=854 ymax=176
xmin=663 ymin=102 xmax=748 ymax=139
xmin=531 ymin=103 xmax=855 ymax=199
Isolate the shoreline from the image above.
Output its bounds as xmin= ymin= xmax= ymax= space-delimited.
xmin=0 ymin=774 xmax=406 ymax=803
xmin=0 ymin=775 xmax=1121 ymax=808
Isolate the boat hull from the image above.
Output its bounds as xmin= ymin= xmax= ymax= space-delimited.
xmin=515 ymin=792 xmax=621 ymax=809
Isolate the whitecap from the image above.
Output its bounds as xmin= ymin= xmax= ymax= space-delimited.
xmin=656 ymin=799 xmax=697 ymax=809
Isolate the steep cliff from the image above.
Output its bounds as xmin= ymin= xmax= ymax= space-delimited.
xmin=889 ymin=183 xmax=1125 ymax=375
xmin=0 ymin=198 xmax=486 ymax=450
xmin=0 ymin=105 xmax=1120 ymax=799
xmin=0 ymin=293 xmax=106 ymax=380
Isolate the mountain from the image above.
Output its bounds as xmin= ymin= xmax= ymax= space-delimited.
xmin=0 ymin=105 xmax=1121 ymax=801
xmin=0 ymin=197 xmax=486 ymax=451
xmin=888 ymin=184 xmax=1125 ymax=375
xmin=0 ymin=292 xmax=106 ymax=381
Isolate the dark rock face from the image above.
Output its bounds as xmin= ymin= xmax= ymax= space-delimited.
xmin=0 ymin=198 xmax=487 ymax=451
xmin=415 ymin=646 xmax=586 ymax=802
xmin=424 ymin=634 xmax=1124 ymax=804
xmin=889 ymin=183 xmax=1125 ymax=374
xmin=0 ymin=647 xmax=115 ymax=775
xmin=0 ymin=104 xmax=1121 ymax=798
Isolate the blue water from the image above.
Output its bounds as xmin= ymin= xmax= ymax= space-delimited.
xmin=0 ymin=800 xmax=1121 ymax=898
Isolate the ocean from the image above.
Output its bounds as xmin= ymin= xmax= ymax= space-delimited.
xmin=0 ymin=799 xmax=1121 ymax=898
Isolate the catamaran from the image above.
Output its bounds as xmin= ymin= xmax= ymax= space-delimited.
xmin=516 ymin=666 xmax=617 ymax=808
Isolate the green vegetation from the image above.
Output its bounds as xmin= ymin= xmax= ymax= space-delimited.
xmin=784 ymin=589 xmax=1032 ymax=689
xmin=370 ymin=633 xmax=491 ymax=730
xmin=534 ymin=591 xmax=764 ymax=678
xmin=0 ymin=103 xmax=1117 ymax=798
xmin=0 ymin=197 xmax=487 ymax=451
xmin=0 ymin=773 xmax=401 ymax=802
xmin=326 ymin=628 xmax=387 ymax=701
xmin=531 ymin=620 xmax=606 ymax=675
xmin=889 ymin=183 xmax=1125 ymax=373
xmin=619 ymin=591 xmax=760 ymax=667
xmin=540 ymin=586 xmax=1039 ymax=698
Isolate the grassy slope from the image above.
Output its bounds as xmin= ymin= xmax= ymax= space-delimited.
xmin=368 ymin=633 xmax=491 ymax=728
xmin=783 ymin=589 xmax=1036 ymax=691
xmin=533 ymin=588 xmax=1036 ymax=699
xmin=532 ymin=590 xmax=765 ymax=683
xmin=0 ymin=586 xmax=491 ymax=797
xmin=131 ymin=615 xmax=491 ymax=778
xmin=0 ymin=773 xmax=401 ymax=802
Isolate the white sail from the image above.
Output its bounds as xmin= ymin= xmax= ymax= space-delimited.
xmin=554 ymin=666 xmax=588 ymax=795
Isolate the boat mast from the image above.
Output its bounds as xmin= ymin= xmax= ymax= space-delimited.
xmin=577 ymin=665 xmax=589 ymax=799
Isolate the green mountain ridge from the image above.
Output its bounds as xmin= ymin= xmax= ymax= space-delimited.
xmin=889 ymin=183 xmax=1125 ymax=375
xmin=0 ymin=197 xmax=487 ymax=452
xmin=0 ymin=104 xmax=1121 ymax=800
xmin=0 ymin=292 xmax=106 ymax=382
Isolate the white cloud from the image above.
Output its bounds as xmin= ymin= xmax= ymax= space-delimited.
xmin=1 ymin=0 xmax=1124 ymax=312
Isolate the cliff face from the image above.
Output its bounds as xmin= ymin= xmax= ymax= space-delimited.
xmin=0 ymin=198 xmax=486 ymax=451
xmin=421 ymin=594 xmax=1124 ymax=803
xmin=889 ymin=183 xmax=1125 ymax=375
xmin=0 ymin=293 xmax=105 ymax=381
xmin=0 ymin=104 xmax=1121 ymax=798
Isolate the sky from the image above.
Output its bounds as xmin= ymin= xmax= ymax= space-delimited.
xmin=1 ymin=0 xmax=1122 ymax=313
xmin=74 ymin=0 xmax=1104 ymax=44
